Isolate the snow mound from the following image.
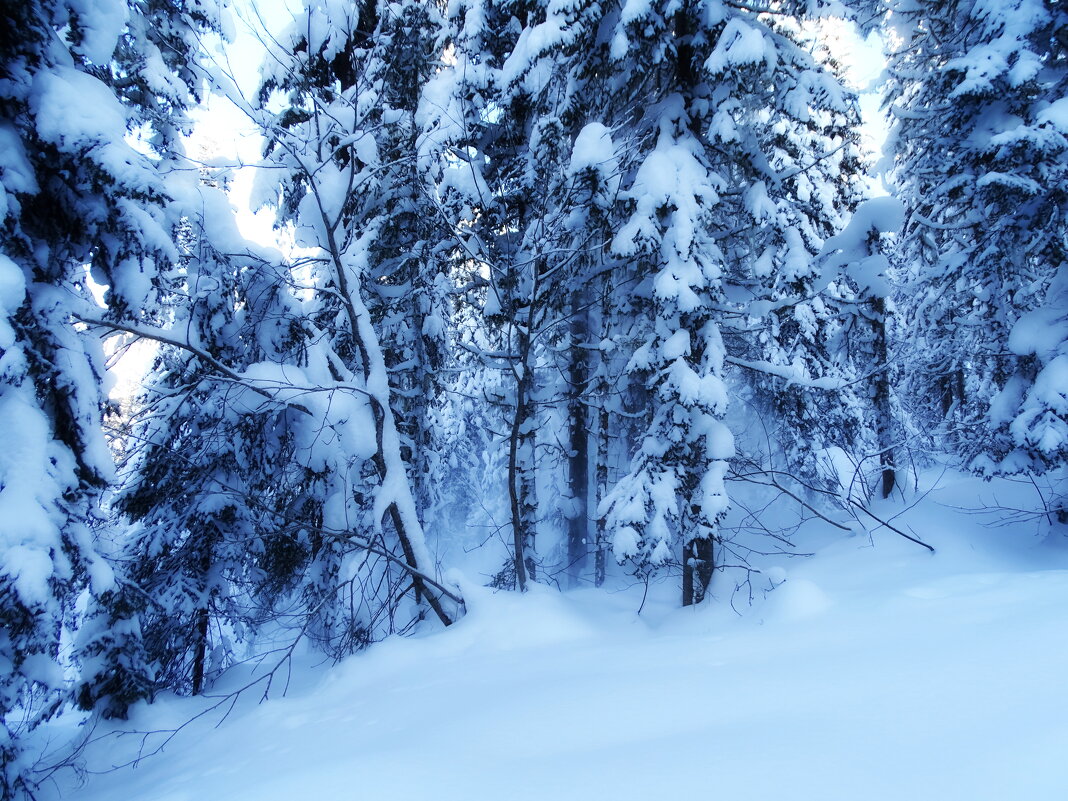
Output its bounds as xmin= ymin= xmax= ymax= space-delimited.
xmin=763 ymin=577 xmax=833 ymax=622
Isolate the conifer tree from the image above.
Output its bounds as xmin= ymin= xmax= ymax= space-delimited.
xmin=873 ymin=0 xmax=1067 ymax=476
xmin=596 ymin=1 xmax=864 ymax=602
xmin=424 ymin=0 xmax=868 ymax=599
xmin=81 ymin=181 xmax=310 ymax=706
xmin=64 ymin=0 xmax=250 ymax=717
xmin=82 ymin=0 xmax=465 ymax=712
xmin=0 ymin=0 xmax=216 ymax=790
xmin=818 ymin=197 xmax=907 ymax=499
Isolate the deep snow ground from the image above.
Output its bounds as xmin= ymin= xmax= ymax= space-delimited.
xmin=48 ymin=472 xmax=1068 ymax=800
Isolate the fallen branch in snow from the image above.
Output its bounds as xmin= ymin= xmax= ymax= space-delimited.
xmin=730 ymin=466 xmax=936 ymax=553
xmin=730 ymin=471 xmax=854 ymax=534
xmin=847 ymin=500 xmax=935 ymax=553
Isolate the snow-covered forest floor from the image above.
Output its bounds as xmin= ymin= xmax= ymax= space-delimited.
xmin=47 ymin=470 xmax=1068 ymax=800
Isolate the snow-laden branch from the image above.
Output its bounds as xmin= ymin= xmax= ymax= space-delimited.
xmin=74 ymin=315 xmax=314 ymax=416
xmin=724 ymin=356 xmax=849 ymax=390
xmin=74 ymin=314 xmax=465 ymax=617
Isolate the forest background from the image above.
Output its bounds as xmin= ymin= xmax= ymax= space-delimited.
xmin=0 ymin=0 xmax=1065 ymax=797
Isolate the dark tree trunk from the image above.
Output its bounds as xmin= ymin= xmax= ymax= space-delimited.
xmin=682 ymin=537 xmax=714 ymax=606
xmin=190 ymin=604 xmax=209 ymax=695
xmin=870 ymin=296 xmax=897 ymax=498
xmin=190 ymin=530 xmax=215 ymax=696
xmin=567 ymin=292 xmax=590 ymax=587
xmin=940 ymin=367 xmax=965 ymax=417
xmin=594 ymin=391 xmax=609 ymax=588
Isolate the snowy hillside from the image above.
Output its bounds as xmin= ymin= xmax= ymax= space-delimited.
xmin=49 ymin=473 xmax=1068 ymax=801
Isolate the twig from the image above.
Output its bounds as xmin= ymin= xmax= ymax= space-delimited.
xmin=848 ymin=500 xmax=935 ymax=552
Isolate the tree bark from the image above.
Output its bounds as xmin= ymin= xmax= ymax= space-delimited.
xmin=507 ymin=343 xmax=537 ymax=591
xmin=681 ymin=537 xmax=714 ymax=606
xmin=870 ymin=295 xmax=897 ymax=499
xmin=190 ymin=605 xmax=209 ymax=695
xmin=594 ymin=396 xmax=608 ymax=588
xmin=566 ymin=291 xmax=590 ymax=587
xmin=191 ymin=529 xmax=215 ymax=695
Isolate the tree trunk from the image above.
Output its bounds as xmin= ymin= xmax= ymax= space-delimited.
xmin=566 ymin=291 xmax=590 ymax=587
xmin=191 ymin=530 xmax=215 ymax=695
xmin=870 ymin=296 xmax=897 ymax=498
xmin=681 ymin=536 xmax=714 ymax=606
xmin=322 ymin=208 xmax=459 ymax=626
xmin=594 ymin=399 xmax=608 ymax=588
xmin=190 ymin=604 xmax=209 ymax=695
xmin=508 ymin=324 xmax=538 ymax=590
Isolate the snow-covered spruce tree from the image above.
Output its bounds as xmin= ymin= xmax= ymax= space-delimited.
xmin=0 ymin=0 xmax=207 ymax=790
xmin=86 ymin=182 xmax=314 ymax=704
xmin=595 ymin=3 xmax=732 ymax=605
xmin=710 ymin=14 xmax=868 ymax=495
xmin=594 ymin=1 xmax=864 ymax=604
xmin=424 ymin=0 xmax=868 ymax=598
xmin=432 ymin=0 xmax=727 ymax=597
xmin=872 ymin=0 xmax=1068 ymax=474
xmin=65 ymin=0 xmax=241 ymax=717
xmin=254 ymin=0 xmax=461 ymax=639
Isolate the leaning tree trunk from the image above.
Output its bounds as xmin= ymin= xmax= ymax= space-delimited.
xmin=321 ymin=204 xmax=461 ymax=626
